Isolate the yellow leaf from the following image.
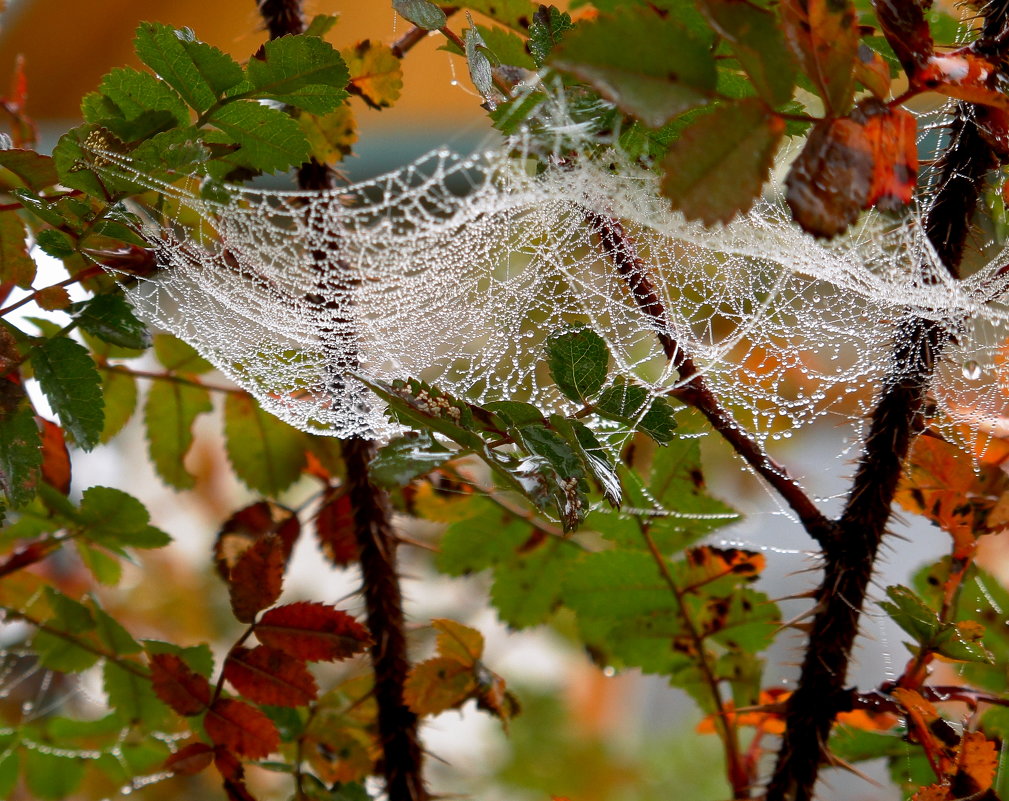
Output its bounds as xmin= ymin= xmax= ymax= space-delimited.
xmin=299 ymin=103 xmax=357 ymax=165
xmin=433 ymin=618 xmax=484 ymax=665
xmin=342 ymin=40 xmax=404 ymax=110
xmin=404 ymin=657 xmax=475 ymax=716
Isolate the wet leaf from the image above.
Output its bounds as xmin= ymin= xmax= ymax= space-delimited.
xmin=660 ymin=98 xmax=784 ymax=225
xmin=369 ymin=430 xmax=452 ymax=488
xmin=256 ymin=601 xmax=372 ymax=661
xmin=32 ymin=337 xmax=104 ymax=450
xmin=529 ymin=5 xmax=573 ymax=67
xmin=594 ymin=379 xmax=677 ymax=443
xmin=224 ymin=645 xmax=318 ymax=707
xmin=69 ymin=294 xmax=151 ymax=350
xmin=550 ymin=6 xmax=716 ymax=128
xmin=0 ymin=398 xmax=41 ymax=507
xmin=0 ymin=210 xmax=34 ymax=287
xmin=546 ymin=326 xmax=609 ymax=404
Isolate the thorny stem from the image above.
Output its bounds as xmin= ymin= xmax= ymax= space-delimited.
xmin=766 ymin=8 xmax=1008 ymax=790
xmin=586 ymin=212 xmax=835 ymax=546
xmin=254 ymin=3 xmax=428 ymax=799
xmin=639 ymin=526 xmax=748 ymax=797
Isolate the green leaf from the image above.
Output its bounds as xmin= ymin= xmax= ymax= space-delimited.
xmin=0 ymin=210 xmax=35 ymax=288
xmin=32 ymin=337 xmax=104 ymax=451
xmin=144 ymin=639 xmax=215 ymax=677
xmin=0 ymin=399 xmax=41 ymax=508
xmin=546 ymin=326 xmax=609 ymax=404
xmin=698 ymin=0 xmax=796 ymax=107
xmin=0 ymin=751 xmax=17 ymax=801
xmin=208 ymin=101 xmax=311 ymax=173
xmin=551 ymin=415 xmax=621 ymax=507
xmin=99 ymin=66 xmax=190 ymax=126
xmin=483 ymin=400 xmax=545 ymax=428
xmin=660 ymin=98 xmax=784 ymax=225
xmin=69 ymin=294 xmax=151 ymax=350
xmin=550 ymin=7 xmax=716 ymax=128
xmin=77 ymin=542 xmax=124 ymax=585
xmin=594 ymin=380 xmax=677 ymax=444
xmin=305 ymin=14 xmax=341 ymax=37
xmin=144 ymin=379 xmax=212 ymax=490
xmin=153 ymin=333 xmax=214 ymax=373
xmin=129 ymin=126 xmax=211 ymax=176
xmin=246 ymin=35 xmax=349 ymax=113
xmin=489 ymin=91 xmax=547 ymax=135
xmin=461 ymin=0 xmax=537 ymax=30
xmin=11 ymin=189 xmax=66 ymax=228
xmin=469 ymin=25 xmax=536 ymax=70
xmin=529 ymin=6 xmax=574 ymax=67
xmin=223 ymin=393 xmax=308 ymax=496
xmin=881 ymin=584 xmax=993 ymax=664
xmin=134 ymin=22 xmax=245 ymax=113
xmin=511 ymin=423 xmax=587 ymax=531
xmin=24 ymin=749 xmax=85 ymax=800
xmin=35 ymin=229 xmax=75 ymax=259
xmin=369 ymin=431 xmax=452 ymax=488
xmin=46 ymin=586 xmax=95 ymax=629
xmin=98 ymin=368 xmax=137 ymax=443
xmin=52 ymin=126 xmax=134 ymax=199
xmin=490 ymin=539 xmax=577 ymax=627
xmin=829 ymin=725 xmax=905 ymax=763
xmin=104 ymin=661 xmax=168 ymax=726
xmin=91 ymin=601 xmax=141 ymax=654
xmin=33 ymin=628 xmax=101 ymax=672
xmin=0 ymin=149 xmax=59 ymax=192
xmin=78 ymin=486 xmax=172 ymax=548
xmin=86 ymin=218 xmax=149 ymax=249
xmin=393 ymin=0 xmax=448 ymax=30
xmin=437 ymin=500 xmax=531 ymax=575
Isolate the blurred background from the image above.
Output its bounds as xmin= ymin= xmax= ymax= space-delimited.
xmin=0 ymin=3 xmax=962 ymax=800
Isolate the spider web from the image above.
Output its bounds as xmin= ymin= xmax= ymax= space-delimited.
xmin=78 ymin=98 xmax=1009 ymax=452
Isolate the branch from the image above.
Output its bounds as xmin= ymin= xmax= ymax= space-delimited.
xmin=254 ymin=3 xmax=428 ymax=799
xmin=391 ymin=8 xmax=460 ymax=58
xmin=766 ymin=57 xmax=1006 ymax=801
xmin=586 ymin=212 xmax=835 ymax=546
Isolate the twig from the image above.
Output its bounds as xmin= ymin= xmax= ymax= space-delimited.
xmin=391 ymin=8 xmax=460 ymax=58
xmin=97 ymin=362 xmax=245 ymax=395
xmin=587 ymin=212 xmax=835 ymax=547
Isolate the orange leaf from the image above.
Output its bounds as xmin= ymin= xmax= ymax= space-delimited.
xmin=909 ymin=784 xmax=951 ymax=801
xmin=684 ymin=545 xmax=765 ymax=586
xmin=37 ymin=417 xmax=70 ymax=495
xmin=256 ymin=601 xmax=372 ymax=661
xmin=315 ymin=493 xmax=359 ymax=567
xmin=861 ymin=104 xmax=917 ymax=212
xmin=835 ymin=708 xmax=899 ymax=731
xmin=433 ymin=618 xmax=484 ymax=666
xmin=779 ymin=0 xmax=858 ymax=115
xmin=224 ymin=645 xmax=318 ymax=707
xmin=342 ymin=40 xmax=403 ymax=110
xmin=164 ymin=741 xmax=214 ymax=776
xmin=404 ymin=657 xmax=475 ymax=716
xmin=955 ymin=731 xmax=998 ymax=793
xmin=475 ymin=670 xmax=521 ymax=730
xmin=892 ymin=687 xmax=958 ymax=777
xmin=917 ymin=52 xmax=1009 ymax=111
xmin=228 ymin=534 xmax=287 ymax=623
xmin=214 ymin=501 xmax=299 ymax=580
xmin=148 ymin=652 xmax=211 ymax=716
xmin=204 ymin=698 xmax=280 ymax=759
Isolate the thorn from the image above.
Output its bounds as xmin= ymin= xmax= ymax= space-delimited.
xmin=823 ymin=750 xmax=884 ymax=787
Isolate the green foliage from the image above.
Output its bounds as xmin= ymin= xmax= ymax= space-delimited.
xmin=32 ymin=337 xmax=104 ymax=450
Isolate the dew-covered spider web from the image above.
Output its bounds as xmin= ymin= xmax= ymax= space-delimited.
xmin=78 ymin=97 xmax=1009 ymax=450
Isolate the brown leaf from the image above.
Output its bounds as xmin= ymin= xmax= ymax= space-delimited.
xmin=892 ymin=687 xmax=959 ymax=777
xmin=213 ymin=747 xmax=244 ymax=782
xmin=37 ymin=417 xmax=70 ymax=494
xmin=224 ymin=645 xmax=318 ymax=707
xmin=854 ymin=44 xmax=891 ymax=100
xmin=213 ymin=500 xmax=300 ymax=580
xmin=34 ymin=286 xmax=71 ymax=311
xmin=475 ymin=669 xmax=521 ymax=730
xmin=404 ymin=656 xmax=475 ymax=716
xmin=779 ymin=0 xmax=858 ymax=115
xmin=909 ymin=784 xmax=951 ymax=801
xmin=871 ymin=0 xmax=933 ymax=75
xmin=228 ymin=534 xmax=287 ymax=623
xmin=164 ymin=741 xmax=214 ymax=776
xmin=148 ymin=652 xmax=211 ymax=716
xmin=315 ymin=492 xmax=359 ymax=567
xmin=256 ymin=601 xmax=372 ymax=661
xmin=786 ymin=98 xmax=916 ymax=237
xmin=204 ymin=698 xmax=280 ymax=759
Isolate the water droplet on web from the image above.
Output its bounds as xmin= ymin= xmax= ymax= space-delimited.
xmin=963 ymin=360 xmax=983 ymax=380
xmin=602 ymin=666 xmax=617 ymax=677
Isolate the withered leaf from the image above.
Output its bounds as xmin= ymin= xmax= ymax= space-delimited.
xmin=256 ymin=601 xmax=372 ymax=661
xmin=204 ymin=698 xmax=280 ymax=759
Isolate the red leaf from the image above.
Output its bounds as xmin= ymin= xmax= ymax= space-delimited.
xmin=315 ymin=493 xmax=359 ymax=567
xmin=861 ymin=103 xmax=917 ymax=211
xmin=256 ymin=601 xmax=372 ymax=661
xmin=871 ymin=0 xmax=932 ymax=75
xmin=204 ymin=698 xmax=280 ymax=759
xmin=213 ymin=747 xmax=244 ymax=782
xmin=224 ymin=645 xmax=318 ymax=707
xmin=37 ymin=417 xmax=70 ymax=494
xmin=148 ymin=652 xmax=211 ymax=716
xmin=164 ymin=742 xmax=214 ymax=776
xmin=214 ymin=501 xmax=300 ymax=580
xmin=228 ymin=534 xmax=287 ymax=623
